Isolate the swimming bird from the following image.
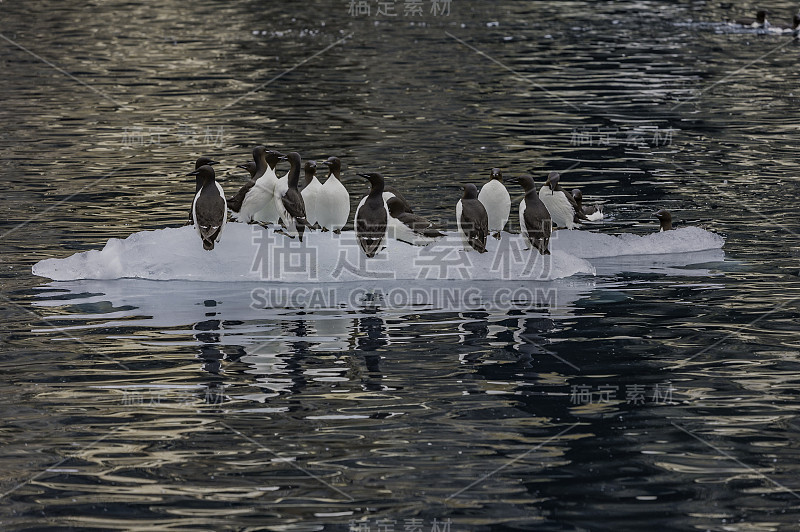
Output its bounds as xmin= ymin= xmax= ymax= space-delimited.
xmin=273 ymin=152 xmax=311 ymax=241
xmin=188 ymin=165 xmax=227 ymax=251
xmin=571 ymin=188 xmax=604 ymax=221
xmin=186 ymin=157 xmax=219 ymax=225
xmin=518 ymin=175 xmax=552 ymax=255
xmin=355 ymin=172 xmax=388 ymax=258
xmin=735 ymin=10 xmax=768 ymax=28
xmin=478 ymin=168 xmax=511 ymax=239
xmin=301 ymin=160 xmax=322 ymax=228
xmin=456 ymin=184 xmax=489 ymax=253
xmin=228 ymin=146 xmax=280 ymax=223
xmin=252 ymin=149 xmax=284 ymax=225
xmin=538 ymin=171 xmax=586 ymax=229
xmin=654 ymin=209 xmax=673 ymax=231
xmin=317 ymin=157 xmax=350 ymax=232
xmin=386 ymin=197 xmax=444 ymax=245
xmin=236 ymin=161 xmax=257 ymax=179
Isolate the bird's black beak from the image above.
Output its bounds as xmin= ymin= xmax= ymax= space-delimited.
xmin=209 ymin=160 xmax=220 ymax=166
xmin=278 ymin=155 xmax=288 ymax=161
xmin=236 ymin=164 xmax=248 ymax=170
xmin=187 ymin=170 xmax=199 ymax=176
xmin=506 ymin=177 xmax=520 ymax=184
xmin=357 ymin=173 xmax=370 ymax=179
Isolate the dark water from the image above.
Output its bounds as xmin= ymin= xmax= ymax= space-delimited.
xmin=2 ymin=0 xmax=800 ymax=530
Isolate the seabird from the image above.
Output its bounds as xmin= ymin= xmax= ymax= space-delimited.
xmin=518 ymin=175 xmax=552 ymax=255
xmin=317 ymin=157 xmax=350 ymax=233
xmin=355 ymin=172 xmax=388 ymax=258
xmin=228 ymin=146 xmax=282 ymax=223
xmin=386 ymin=196 xmax=444 ymax=246
xmin=456 ymin=184 xmax=489 ymax=253
xmin=186 ymin=157 xmax=219 ymax=225
xmin=538 ymin=171 xmax=586 ymax=229
xmin=571 ymin=188 xmax=604 ymax=221
xmin=301 ymin=160 xmax=322 ymax=228
xmin=188 ymin=165 xmax=227 ymax=251
xmin=654 ymin=209 xmax=673 ymax=231
xmin=384 ymin=186 xmax=413 ymax=213
xmin=273 ymin=152 xmax=311 ymax=241
xmin=236 ymin=161 xmax=257 ymax=179
xmin=735 ymin=10 xmax=768 ymax=28
xmin=252 ymin=149 xmax=284 ymax=224
xmin=478 ymin=167 xmax=511 ymax=239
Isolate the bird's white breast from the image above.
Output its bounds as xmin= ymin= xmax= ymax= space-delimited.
xmin=478 ymin=180 xmax=511 ymax=232
xmin=539 ymin=186 xmax=577 ymax=229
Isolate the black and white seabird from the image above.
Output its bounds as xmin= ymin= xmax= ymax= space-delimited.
xmin=237 ymin=161 xmax=258 ymax=179
xmin=571 ymin=188 xmax=604 ymax=221
xmin=317 ymin=157 xmax=350 ymax=233
xmin=188 ymin=165 xmax=227 ymax=251
xmin=386 ymin=196 xmax=444 ymax=246
xmin=735 ymin=9 xmax=768 ymax=28
xmin=301 ymin=160 xmax=322 ymax=228
xmin=539 ymin=171 xmax=586 ymax=229
xmin=186 ymin=157 xmax=219 ymax=225
xmin=518 ymin=175 xmax=552 ymax=255
xmin=355 ymin=172 xmax=389 ymax=258
xmin=252 ymin=149 xmax=284 ymax=224
xmin=273 ymin=152 xmax=311 ymax=242
xmin=478 ymin=168 xmax=511 ymax=239
xmin=456 ymin=184 xmax=489 ymax=253
xmin=384 ymin=186 xmax=413 ymax=213
xmin=654 ymin=209 xmax=673 ymax=231
xmin=228 ymin=146 xmax=282 ymax=223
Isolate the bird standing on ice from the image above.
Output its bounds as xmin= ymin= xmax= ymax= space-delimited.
xmin=188 ymin=165 xmax=227 ymax=251
xmin=478 ymin=168 xmax=511 ymax=239
xmin=456 ymin=184 xmax=489 ymax=253
xmin=186 ymin=157 xmax=219 ymax=225
xmin=301 ymin=160 xmax=322 ymax=228
xmin=538 ymin=171 xmax=586 ymax=229
xmin=386 ymin=197 xmax=444 ymax=246
xmin=518 ymin=175 xmax=552 ymax=255
xmin=252 ymin=149 xmax=284 ymax=225
xmin=654 ymin=209 xmax=673 ymax=231
xmin=273 ymin=152 xmax=311 ymax=241
xmin=571 ymin=188 xmax=604 ymax=221
xmin=228 ymin=146 xmax=281 ymax=223
xmin=355 ymin=172 xmax=388 ymax=258
xmin=317 ymin=156 xmax=350 ymax=233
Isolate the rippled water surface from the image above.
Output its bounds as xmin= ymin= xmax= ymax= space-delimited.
xmin=2 ymin=1 xmax=800 ymax=530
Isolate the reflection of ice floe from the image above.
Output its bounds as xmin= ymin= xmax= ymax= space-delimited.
xmin=33 ymin=278 xmax=597 ymax=327
xmin=591 ymin=249 xmax=725 ymax=277
xmin=32 ymin=224 xmax=723 ymax=283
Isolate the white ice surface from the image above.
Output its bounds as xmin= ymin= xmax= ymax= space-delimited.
xmin=32 ymin=224 xmax=724 ymax=283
